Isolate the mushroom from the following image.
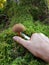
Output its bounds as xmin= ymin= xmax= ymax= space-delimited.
xmin=12 ymin=23 xmax=30 ymax=40
xmin=12 ymin=23 xmax=25 ymax=33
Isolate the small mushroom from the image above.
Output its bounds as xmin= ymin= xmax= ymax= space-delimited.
xmin=12 ymin=23 xmax=30 ymax=40
xmin=12 ymin=23 xmax=26 ymax=35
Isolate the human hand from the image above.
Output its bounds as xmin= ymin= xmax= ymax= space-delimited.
xmin=13 ymin=33 xmax=49 ymax=62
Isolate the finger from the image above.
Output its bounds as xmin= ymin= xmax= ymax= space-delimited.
xmin=31 ymin=33 xmax=39 ymax=40
xmin=13 ymin=36 xmax=29 ymax=48
xmin=39 ymin=33 xmax=49 ymax=41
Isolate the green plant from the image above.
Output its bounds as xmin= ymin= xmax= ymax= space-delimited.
xmin=11 ymin=57 xmax=28 ymax=65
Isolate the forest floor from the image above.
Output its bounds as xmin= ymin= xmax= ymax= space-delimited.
xmin=0 ymin=4 xmax=49 ymax=65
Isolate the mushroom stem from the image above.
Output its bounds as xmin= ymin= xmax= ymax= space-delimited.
xmin=18 ymin=32 xmax=21 ymax=36
xmin=12 ymin=23 xmax=30 ymax=40
xmin=20 ymin=32 xmax=30 ymax=40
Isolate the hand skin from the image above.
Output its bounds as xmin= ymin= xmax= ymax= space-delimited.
xmin=13 ymin=33 xmax=49 ymax=62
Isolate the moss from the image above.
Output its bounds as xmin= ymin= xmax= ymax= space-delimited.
xmin=0 ymin=20 xmax=49 ymax=65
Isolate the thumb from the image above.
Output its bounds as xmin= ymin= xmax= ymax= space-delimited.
xmin=13 ymin=36 xmax=29 ymax=48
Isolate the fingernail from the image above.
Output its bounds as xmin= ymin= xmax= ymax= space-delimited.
xmin=13 ymin=36 xmax=17 ymax=40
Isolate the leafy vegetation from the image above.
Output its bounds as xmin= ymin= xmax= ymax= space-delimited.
xmin=0 ymin=0 xmax=49 ymax=65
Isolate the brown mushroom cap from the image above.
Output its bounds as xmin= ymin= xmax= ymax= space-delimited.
xmin=12 ymin=23 xmax=26 ymax=33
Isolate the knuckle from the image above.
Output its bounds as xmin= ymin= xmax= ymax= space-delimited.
xmin=31 ymin=33 xmax=38 ymax=39
xmin=39 ymin=33 xmax=43 ymax=35
xmin=39 ymin=33 xmax=45 ymax=36
xmin=32 ymin=33 xmax=38 ymax=36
